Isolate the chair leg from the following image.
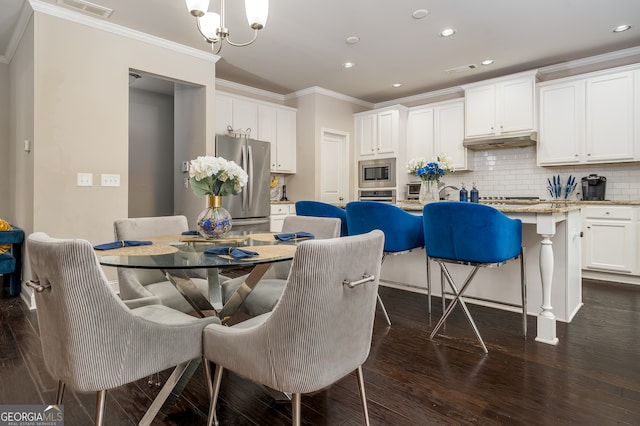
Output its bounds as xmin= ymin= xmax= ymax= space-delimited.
xmin=440 ymin=267 xmax=445 ymax=319
xmin=55 ymin=381 xmax=65 ymax=405
xmin=431 ymin=264 xmax=488 ymax=354
xmin=95 ymin=390 xmax=107 ymax=426
xmin=291 ymin=393 xmax=302 ymax=426
xmin=425 ymin=256 xmax=432 ymax=314
xmin=355 ymin=366 xmax=371 ymax=426
xmin=520 ymin=248 xmax=528 ymax=338
xmin=377 ymin=293 xmax=392 ymax=326
xmin=206 ymin=363 xmax=224 ymax=426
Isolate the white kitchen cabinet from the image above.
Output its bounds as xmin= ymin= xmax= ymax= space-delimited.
xmin=464 ymin=71 xmax=537 ymax=138
xmin=585 ymin=70 xmax=636 ymax=163
xmin=215 ymin=94 xmax=258 ymax=136
xmin=258 ymin=105 xmax=297 ymax=173
xmin=582 ymin=206 xmax=638 ymax=274
xmin=435 ymin=100 xmax=467 ymax=170
xmin=406 ymin=99 xmax=468 ymax=170
xmin=355 ymin=105 xmax=407 ymax=159
xmin=538 ymin=66 xmax=639 ymax=166
xmin=217 ymin=91 xmax=297 ymax=173
xmin=270 ymin=203 xmax=296 ymax=232
xmin=538 ymin=80 xmax=585 ymax=165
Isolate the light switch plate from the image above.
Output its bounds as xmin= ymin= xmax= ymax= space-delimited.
xmin=101 ymin=173 xmax=120 ymax=187
xmin=77 ymin=172 xmax=93 ymax=187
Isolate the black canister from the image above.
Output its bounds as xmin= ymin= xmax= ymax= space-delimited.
xmin=470 ymin=183 xmax=479 ymax=203
xmin=459 ymin=183 xmax=468 ymax=202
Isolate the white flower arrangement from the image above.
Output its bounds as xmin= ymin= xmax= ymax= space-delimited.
xmin=189 ymin=156 xmax=248 ymax=197
xmin=406 ymin=153 xmax=455 ymax=181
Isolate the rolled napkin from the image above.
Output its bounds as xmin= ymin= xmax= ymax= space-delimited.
xmin=204 ymin=247 xmax=258 ymax=259
xmin=181 ymin=230 xmax=199 ymax=235
xmin=94 ymin=240 xmax=152 ymax=250
xmin=274 ymin=232 xmax=315 ymax=241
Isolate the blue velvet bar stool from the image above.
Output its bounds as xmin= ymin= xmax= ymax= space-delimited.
xmin=0 ymin=224 xmax=25 ymax=297
xmin=422 ymin=202 xmax=527 ymax=354
xmin=346 ymin=201 xmax=427 ymax=325
xmin=295 ymin=200 xmax=348 ymax=236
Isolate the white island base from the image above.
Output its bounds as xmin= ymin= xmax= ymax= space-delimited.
xmin=381 ymin=205 xmax=583 ymax=345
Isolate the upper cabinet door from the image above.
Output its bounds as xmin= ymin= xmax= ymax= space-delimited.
xmin=377 ymin=109 xmax=400 ymax=155
xmin=406 ymin=107 xmax=435 ymax=161
xmin=258 ymin=105 xmax=278 ymax=171
xmin=232 ymin=98 xmax=259 ymax=135
xmin=435 ymin=100 xmax=467 ymax=170
xmin=499 ymin=76 xmax=535 ymax=133
xmin=538 ymin=80 xmax=585 ymax=165
xmin=215 ymin=94 xmax=233 ymax=135
xmin=465 ymin=85 xmax=496 ymax=138
xmin=356 ymin=113 xmax=377 ymax=157
xmin=275 ymin=108 xmax=296 ymax=173
xmin=586 ymin=71 xmax=636 ymax=163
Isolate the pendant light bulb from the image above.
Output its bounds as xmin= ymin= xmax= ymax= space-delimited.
xmin=245 ymin=0 xmax=269 ymax=29
xmin=185 ymin=0 xmax=210 ymax=17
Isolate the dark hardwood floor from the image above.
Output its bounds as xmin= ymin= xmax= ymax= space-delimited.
xmin=1 ymin=278 xmax=639 ymax=425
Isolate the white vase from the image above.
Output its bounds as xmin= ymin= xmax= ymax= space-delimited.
xmin=419 ymin=180 xmax=439 ymax=204
xmin=197 ymin=195 xmax=232 ymax=239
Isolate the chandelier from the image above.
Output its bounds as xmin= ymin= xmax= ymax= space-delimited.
xmin=185 ymin=0 xmax=269 ymax=54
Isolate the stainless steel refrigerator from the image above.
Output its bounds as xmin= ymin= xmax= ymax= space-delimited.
xmin=215 ymin=134 xmax=271 ymax=232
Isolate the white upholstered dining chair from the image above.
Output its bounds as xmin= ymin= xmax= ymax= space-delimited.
xmin=113 ymin=215 xmax=229 ymax=313
xmin=220 ymin=215 xmax=341 ymax=316
xmin=26 ymin=232 xmax=219 ymax=425
xmin=203 ymin=230 xmax=385 ymax=426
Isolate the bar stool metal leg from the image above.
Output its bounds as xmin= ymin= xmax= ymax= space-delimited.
xmin=430 ymin=263 xmax=488 ymax=354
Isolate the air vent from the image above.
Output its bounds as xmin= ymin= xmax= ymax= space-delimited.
xmin=445 ymin=64 xmax=477 ymax=73
xmin=56 ymin=0 xmax=114 ymax=19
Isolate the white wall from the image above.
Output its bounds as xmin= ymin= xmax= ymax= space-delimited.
xmin=28 ymin=12 xmax=216 ymax=247
xmin=434 ymin=146 xmax=640 ymax=201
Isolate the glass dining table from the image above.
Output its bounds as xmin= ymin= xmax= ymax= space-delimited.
xmin=97 ymin=231 xmax=299 ymax=320
xmin=96 ymin=231 xmax=301 ymax=425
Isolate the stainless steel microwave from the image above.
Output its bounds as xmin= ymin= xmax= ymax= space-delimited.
xmin=358 ymin=158 xmax=396 ymax=188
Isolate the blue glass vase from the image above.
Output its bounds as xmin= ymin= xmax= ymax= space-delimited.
xmin=197 ymin=196 xmax=232 ymax=239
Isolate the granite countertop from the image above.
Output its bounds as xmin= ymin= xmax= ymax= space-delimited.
xmin=270 ymin=200 xmax=295 ymax=204
xmin=396 ymin=201 xmax=577 ymax=214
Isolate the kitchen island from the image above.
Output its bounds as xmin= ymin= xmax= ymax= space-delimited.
xmin=381 ymin=201 xmax=582 ymax=346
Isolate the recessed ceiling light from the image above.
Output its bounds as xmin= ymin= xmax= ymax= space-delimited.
xmin=440 ymin=28 xmax=456 ymax=37
xmin=342 ymin=62 xmax=355 ymax=69
xmin=345 ymin=36 xmax=360 ymax=45
xmin=612 ymin=24 xmax=631 ymax=33
xmin=392 ymin=83 xmax=403 ymax=88
xmin=481 ymin=59 xmax=494 ymax=66
xmin=412 ymin=9 xmax=429 ymax=19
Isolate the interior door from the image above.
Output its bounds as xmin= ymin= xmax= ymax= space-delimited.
xmin=320 ymin=129 xmax=349 ymax=203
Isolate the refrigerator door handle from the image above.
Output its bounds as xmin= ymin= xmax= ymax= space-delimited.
xmin=241 ymin=144 xmax=248 ymax=209
xmin=247 ymin=145 xmax=254 ymax=209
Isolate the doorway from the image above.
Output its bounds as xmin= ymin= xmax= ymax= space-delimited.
xmin=320 ymin=128 xmax=349 ymax=203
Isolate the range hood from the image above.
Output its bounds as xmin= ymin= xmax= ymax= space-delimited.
xmin=463 ymin=131 xmax=537 ymax=150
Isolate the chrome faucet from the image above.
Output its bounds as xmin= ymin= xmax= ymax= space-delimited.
xmin=438 ymin=184 xmax=459 ymax=199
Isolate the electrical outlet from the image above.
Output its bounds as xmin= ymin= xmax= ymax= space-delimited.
xmin=77 ymin=173 xmax=93 ymax=187
xmin=101 ymin=173 xmax=120 ymax=187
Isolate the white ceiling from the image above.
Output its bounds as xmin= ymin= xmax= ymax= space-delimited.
xmin=2 ymin=0 xmax=640 ymax=103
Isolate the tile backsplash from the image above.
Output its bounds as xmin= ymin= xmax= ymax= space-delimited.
xmin=442 ymin=146 xmax=640 ymax=201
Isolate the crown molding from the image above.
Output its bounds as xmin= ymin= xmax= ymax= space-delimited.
xmin=0 ymin=1 xmax=34 ymax=64
xmin=538 ymin=45 xmax=640 ymax=78
xmin=28 ymin=0 xmax=219 ymax=63
xmin=286 ymin=86 xmax=373 ymax=108
xmin=215 ymin=78 xmax=286 ymax=103
xmin=374 ymin=86 xmax=465 ymax=109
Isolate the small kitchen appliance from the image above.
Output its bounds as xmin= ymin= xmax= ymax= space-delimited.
xmin=581 ymin=174 xmax=606 ymax=201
